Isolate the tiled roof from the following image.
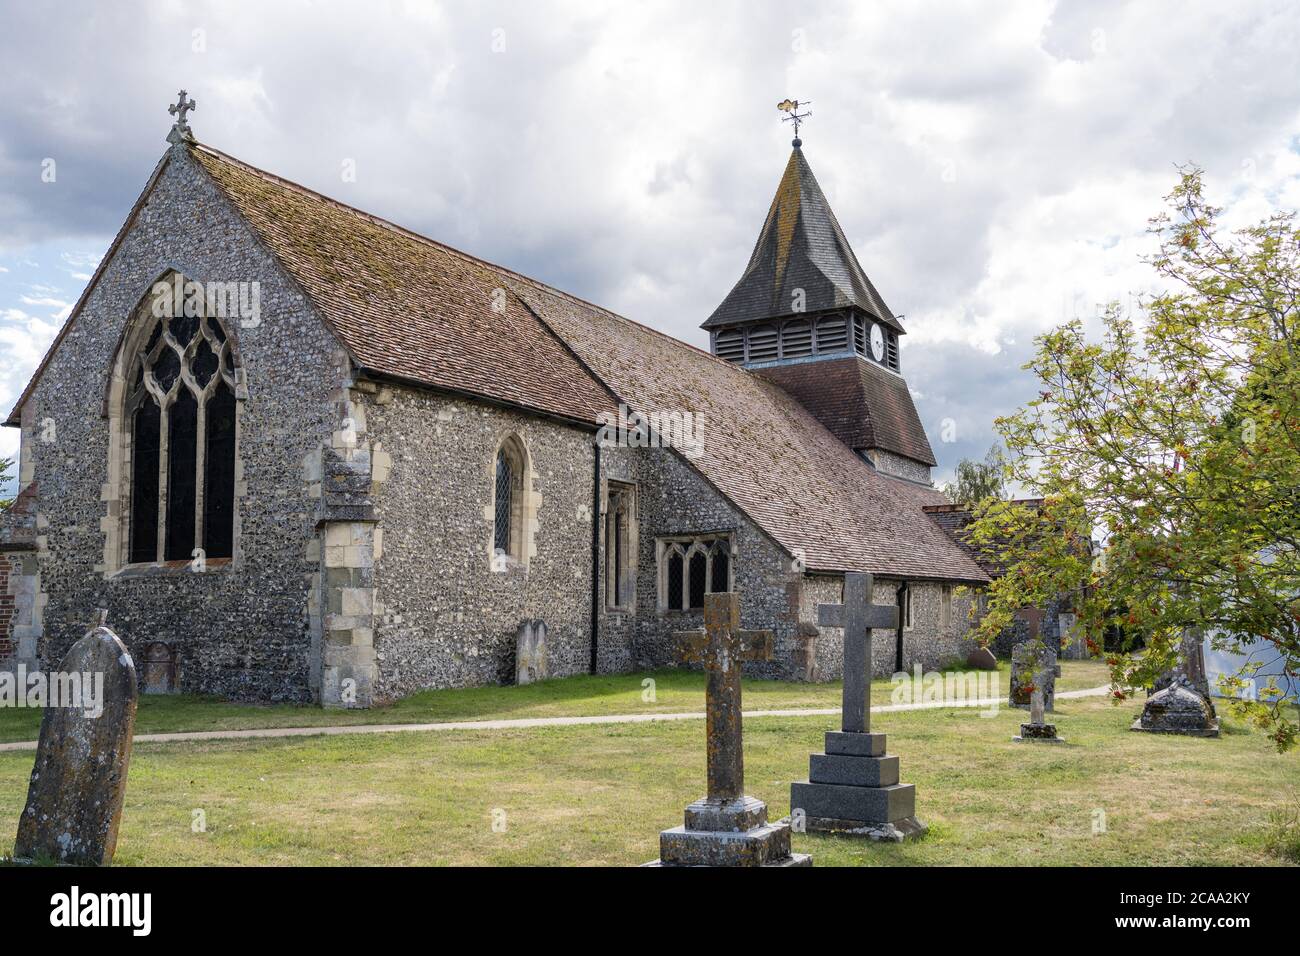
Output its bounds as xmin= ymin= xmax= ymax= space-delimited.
xmin=922 ymin=500 xmax=1047 ymax=577
xmin=753 ymin=356 xmax=937 ymax=466
xmin=703 ymin=146 xmax=903 ymax=332
xmin=513 ymin=282 xmax=988 ymax=582
xmin=189 ymin=144 xmax=617 ymax=426
xmin=9 ymin=139 xmax=987 ymax=583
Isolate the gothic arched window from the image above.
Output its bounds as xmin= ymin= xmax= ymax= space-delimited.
xmin=126 ymin=309 xmax=238 ymax=565
xmin=492 ymin=435 xmax=528 ymax=565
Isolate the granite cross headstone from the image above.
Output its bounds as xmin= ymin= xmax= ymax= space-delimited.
xmin=817 ymin=572 xmax=896 ymax=734
xmin=790 ymin=572 xmax=926 ymax=841
xmin=13 ymin=620 xmax=138 ymax=865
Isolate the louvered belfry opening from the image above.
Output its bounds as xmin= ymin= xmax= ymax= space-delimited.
xmin=125 ymin=295 xmax=239 ymax=566
xmin=710 ymin=308 xmax=900 ymax=372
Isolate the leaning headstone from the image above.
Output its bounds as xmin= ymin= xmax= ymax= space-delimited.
xmin=790 ymin=572 xmax=926 ymax=842
xmin=515 ymin=619 xmax=548 ymax=685
xmin=967 ymin=644 xmax=998 ymax=671
xmin=1131 ymin=676 xmax=1220 ymax=737
xmin=1013 ymin=684 xmax=1064 ymax=744
xmin=646 ymin=592 xmax=810 ymax=867
xmin=13 ymin=620 xmax=138 ymax=866
xmin=1009 ymin=641 xmax=1057 ymax=711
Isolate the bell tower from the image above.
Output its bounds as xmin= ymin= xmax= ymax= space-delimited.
xmin=704 ymin=116 xmax=937 ymax=484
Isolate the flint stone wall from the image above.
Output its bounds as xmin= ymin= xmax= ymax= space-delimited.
xmin=3 ymin=148 xmax=341 ymax=702
xmin=361 ymin=383 xmax=597 ymax=698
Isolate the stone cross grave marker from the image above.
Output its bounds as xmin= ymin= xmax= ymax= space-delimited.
xmin=816 ymin=571 xmax=897 ymax=734
xmin=13 ymin=620 xmax=138 ymax=865
xmin=790 ymin=572 xmax=927 ymax=841
xmin=646 ymin=592 xmax=810 ymax=866
xmin=675 ymin=592 xmax=774 ymax=803
xmin=1014 ymin=675 xmax=1064 ymax=743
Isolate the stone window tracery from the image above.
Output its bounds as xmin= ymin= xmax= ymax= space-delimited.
xmin=125 ymin=307 xmax=238 ymax=565
xmin=657 ymin=535 xmax=732 ymax=611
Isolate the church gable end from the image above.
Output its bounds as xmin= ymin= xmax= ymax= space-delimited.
xmin=3 ymin=143 xmax=351 ymax=702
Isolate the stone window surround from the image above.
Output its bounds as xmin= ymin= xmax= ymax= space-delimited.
xmin=488 ymin=432 xmax=538 ymax=572
xmin=655 ymin=532 xmax=735 ymax=613
xmin=901 ymin=583 xmax=914 ymax=631
xmin=603 ymin=480 xmax=637 ymax=612
xmin=100 ymin=271 xmax=247 ymax=579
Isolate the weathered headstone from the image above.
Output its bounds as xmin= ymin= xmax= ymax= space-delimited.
xmin=1150 ymin=628 xmax=1210 ymax=699
xmin=1009 ymin=641 xmax=1057 ymax=711
xmin=141 ymin=641 xmax=178 ymax=694
xmin=1132 ymin=676 xmax=1220 ymax=737
xmin=13 ymin=621 xmax=138 ymax=866
xmin=790 ymin=572 xmax=927 ymax=841
xmin=967 ymin=644 xmax=998 ymax=671
xmin=1013 ymin=683 xmax=1064 ymax=743
xmin=515 ymin=619 xmax=548 ymax=685
xmin=647 ymin=592 xmax=810 ymax=867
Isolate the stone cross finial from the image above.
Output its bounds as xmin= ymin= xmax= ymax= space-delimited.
xmin=167 ymin=90 xmax=196 ymax=143
xmin=818 ymin=572 xmax=897 ymax=734
xmin=674 ymin=592 xmax=774 ymax=803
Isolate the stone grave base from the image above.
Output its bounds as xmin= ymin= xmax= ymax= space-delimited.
xmin=789 ymin=730 xmax=926 ymax=843
xmin=786 ymin=813 xmax=927 ymax=843
xmin=1013 ymin=722 xmax=1065 ymax=743
xmin=1129 ymin=717 xmax=1220 ymax=738
xmin=645 ymin=795 xmax=812 ymax=867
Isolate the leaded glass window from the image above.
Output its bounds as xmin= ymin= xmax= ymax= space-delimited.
xmin=494 ymin=450 xmax=513 ymax=555
xmin=658 ymin=535 xmax=733 ymax=610
xmin=125 ymin=306 xmax=238 ymax=565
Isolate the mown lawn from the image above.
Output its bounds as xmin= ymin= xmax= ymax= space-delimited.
xmin=0 ymin=681 xmax=1294 ymax=866
xmin=0 ymin=659 xmax=1111 ymax=744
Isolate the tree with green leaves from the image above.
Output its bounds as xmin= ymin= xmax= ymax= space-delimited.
xmin=942 ymin=444 xmax=1007 ymax=506
xmin=967 ymin=167 xmax=1299 ymax=752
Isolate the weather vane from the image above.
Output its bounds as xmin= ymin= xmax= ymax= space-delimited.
xmin=777 ymin=98 xmax=811 ymax=146
xmin=167 ymin=89 xmax=196 ymax=144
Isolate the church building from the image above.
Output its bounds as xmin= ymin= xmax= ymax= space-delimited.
xmin=0 ymin=100 xmax=990 ymax=706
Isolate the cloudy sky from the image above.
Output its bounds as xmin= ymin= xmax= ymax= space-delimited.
xmin=3 ymin=0 xmax=1300 ymax=489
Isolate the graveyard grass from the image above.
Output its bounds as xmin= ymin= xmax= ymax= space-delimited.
xmin=1 ymin=661 xmax=1297 ymax=866
xmin=0 ymin=658 xmax=1106 ymax=744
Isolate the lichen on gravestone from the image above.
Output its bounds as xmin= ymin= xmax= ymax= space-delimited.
xmin=12 ymin=624 xmax=138 ymax=866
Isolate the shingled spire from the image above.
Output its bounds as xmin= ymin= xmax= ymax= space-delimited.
xmin=703 ymin=145 xmax=901 ymax=337
xmin=706 ymin=137 xmax=937 ymax=481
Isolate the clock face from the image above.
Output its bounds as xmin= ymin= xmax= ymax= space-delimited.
xmin=869 ymin=323 xmax=885 ymax=362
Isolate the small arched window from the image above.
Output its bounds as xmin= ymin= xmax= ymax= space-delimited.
xmin=492 ymin=435 xmax=528 ymax=564
xmin=126 ymin=304 xmax=238 ymax=565
xmin=494 ymin=449 xmax=513 ymax=555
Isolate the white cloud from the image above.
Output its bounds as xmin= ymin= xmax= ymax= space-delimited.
xmin=0 ymin=0 xmax=1298 ymax=479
